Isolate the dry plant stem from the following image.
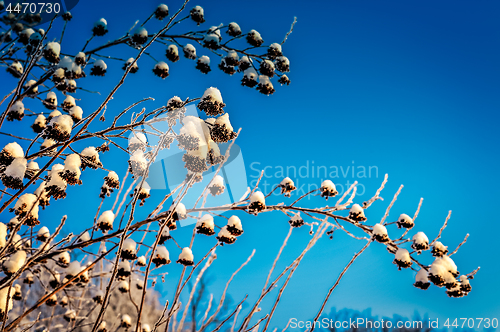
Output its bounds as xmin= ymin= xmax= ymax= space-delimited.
xmin=176 ymin=251 xmax=217 ymax=332
xmin=210 ymin=296 xmax=248 ymax=332
xmin=197 ymin=249 xmax=256 ymax=332
xmin=164 ymin=243 xmax=219 ymax=332
xmin=263 ymin=227 xmax=293 ymax=291
xmin=238 ymin=222 xmax=328 ymax=332
xmin=246 ymin=315 xmax=269 ymax=332
xmin=5 ymin=243 xmax=118 ymax=331
xmin=431 ymin=211 xmax=452 ymax=245
xmin=308 ymin=240 xmax=373 ymax=332
xmin=262 ymin=224 xmax=332 ymax=331
xmin=450 ymin=234 xmax=469 ymax=256
xmin=363 ymin=174 xmax=388 ymax=208
xmin=135 ymin=180 xmax=193 ymax=332
xmin=0 ymin=16 xmax=56 ymax=129
xmin=380 ymin=184 xmax=403 ymax=224
xmin=0 ymin=0 xmax=181 ymax=215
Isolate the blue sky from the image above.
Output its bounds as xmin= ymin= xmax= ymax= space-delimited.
xmin=1 ymin=0 xmax=500 ymax=329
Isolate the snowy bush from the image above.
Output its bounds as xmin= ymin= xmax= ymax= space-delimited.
xmin=0 ymin=4 xmax=478 ymax=332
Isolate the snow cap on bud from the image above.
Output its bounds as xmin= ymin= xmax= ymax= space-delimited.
xmin=227 ymin=216 xmax=243 ymax=236
xmin=227 ymin=22 xmax=241 ymax=37
xmin=153 ymin=61 xmax=169 ymax=79
xmin=97 ymin=210 xmax=114 ymax=232
xmin=396 ymin=213 xmax=414 ymax=229
xmin=152 ymin=245 xmax=171 ymax=267
xmin=248 ymin=191 xmax=266 ymax=214
xmin=177 ymin=247 xmax=194 ymax=266
xmin=198 ymin=87 xmax=225 ymax=116
xmin=257 ymin=75 xmax=275 ymax=95
xmin=92 ymin=18 xmax=108 ymax=36
xmin=121 ymin=238 xmax=137 ymax=260
xmin=349 ymin=204 xmax=366 ymax=222
xmin=393 ymin=248 xmax=412 ymax=270
xmin=196 ymin=215 xmax=215 ymax=236
xmin=414 ymin=269 xmax=431 ymax=290
xmin=154 ymin=4 xmax=169 ymax=20
xmin=216 ymin=226 xmax=236 ymax=244
xmin=320 ymin=180 xmax=338 ymax=199
xmin=36 ymin=226 xmax=50 ymax=242
xmin=91 ymin=59 xmax=107 ymax=76
xmin=7 ymin=101 xmax=24 ymax=121
xmin=190 ymin=6 xmax=205 ymax=25
xmin=411 ymin=232 xmax=429 ymax=253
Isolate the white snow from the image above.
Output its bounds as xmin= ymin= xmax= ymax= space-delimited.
xmin=433 ymin=241 xmax=447 ymax=252
xmin=250 ymin=191 xmax=265 ymax=204
xmin=133 ymin=27 xmax=148 ymax=38
xmin=228 ymin=216 xmax=242 ymax=229
xmin=119 ymin=280 xmax=130 ymax=292
xmin=4 ymin=157 xmax=27 ymax=179
xmin=415 ymin=269 xmax=429 ymax=282
xmin=15 ymin=193 xmax=39 ymax=218
xmin=243 ymin=68 xmax=258 ymax=80
xmin=228 ymin=22 xmax=241 ymax=33
xmin=58 ymin=56 xmax=73 ymax=71
xmin=10 ymin=101 xmax=24 ymax=115
xmin=156 ymin=245 xmax=170 ymax=260
xmin=70 ymin=106 xmax=83 ymax=121
xmin=168 ymin=44 xmax=178 ymax=55
xmin=63 ymin=95 xmax=76 ymax=108
xmin=202 ymin=87 xmax=223 ymax=103
xmin=258 ymin=75 xmax=271 ymax=85
xmin=94 ymin=18 xmax=107 ymax=28
xmin=47 ymin=163 xmax=67 ymax=190
xmin=122 ymin=314 xmax=131 ymax=325
xmin=198 ymin=55 xmax=210 ymax=65
xmin=211 ymin=175 xmax=224 ymax=187
xmin=395 ymin=248 xmax=410 ymax=262
xmin=0 ymin=287 xmax=14 ymax=314
xmin=240 ymin=56 xmax=252 ymax=65
xmin=248 ymin=30 xmax=261 ymax=39
xmin=81 ymin=147 xmax=101 ymax=163
xmin=3 ymin=142 xmax=24 ymax=158
xmin=155 ymin=61 xmax=169 ymax=70
xmin=0 ymin=223 xmax=6 ymax=248
xmin=184 ymin=44 xmax=196 ymax=56
xmin=123 ymin=238 xmax=136 ymax=252
xmin=179 ymin=247 xmax=193 ymax=262
xmin=269 ymin=43 xmax=282 ymax=53
xmin=398 ymin=214 xmax=412 ymax=223
xmin=3 ymin=250 xmax=27 ymax=274
xmin=9 ymin=61 xmax=23 ymax=74
xmin=94 ymin=59 xmax=107 ymax=70
xmin=66 ymin=261 xmax=81 ymax=277
xmin=37 ymin=226 xmax=50 ymax=239
xmin=197 ymin=215 xmax=214 ymax=229
xmin=350 ymin=203 xmax=364 ymax=215
xmin=215 ymin=113 xmax=233 ymax=131
xmin=118 ymin=260 xmax=131 ymax=272
xmin=218 ymin=226 xmax=234 ymax=240
xmin=137 ymin=256 xmax=146 ymax=266
xmin=373 ymin=223 xmax=388 ymax=236
xmin=321 ymin=180 xmax=335 ymax=191
xmin=412 ymin=232 xmax=429 ymax=245
xmin=98 ymin=210 xmax=115 ymax=227
xmin=57 ymin=251 xmax=70 ymax=264
xmin=170 ymin=202 xmax=186 ymax=218
xmin=46 ymin=42 xmax=61 ymax=55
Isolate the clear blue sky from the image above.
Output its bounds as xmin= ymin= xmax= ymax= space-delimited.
xmin=1 ymin=0 xmax=499 ymax=330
